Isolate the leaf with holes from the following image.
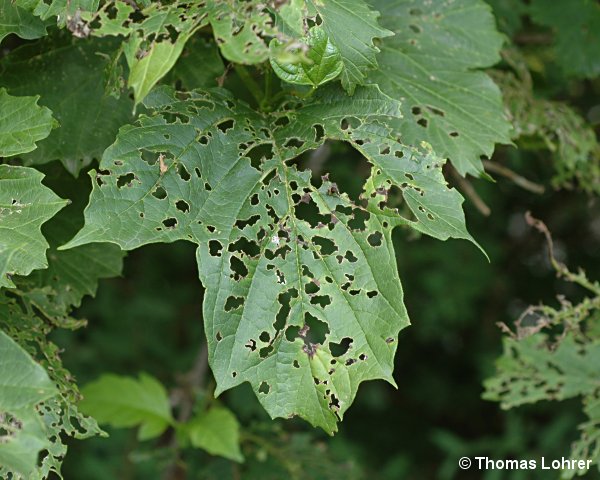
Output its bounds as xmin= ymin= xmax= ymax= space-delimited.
xmin=15 ymin=0 xmax=99 ymax=23
xmin=270 ymin=26 xmax=343 ymax=87
xmin=207 ymin=0 xmax=280 ymax=65
xmin=14 ymin=169 xmax=125 ymax=324
xmin=113 ymin=1 xmax=208 ymax=105
xmin=484 ymin=334 xmax=600 ymax=409
xmin=63 ymin=84 xmax=477 ymax=431
xmin=369 ymin=0 xmax=511 ymax=176
xmin=0 ymin=88 xmax=56 ymax=158
xmin=0 ymin=165 xmax=67 ymax=289
xmin=0 ymin=330 xmax=58 ymax=478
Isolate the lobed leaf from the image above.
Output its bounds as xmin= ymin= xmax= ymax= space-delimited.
xmin=64 ymin=85 xmax=476 ymax=431
xmin=307 ymin=0 xmax=392 ymax=94
xmin=370 ymin=0 xmax=511 ymax=176
xmin=207 ymin=0 xmax=279 ymax=65
xmin=0 ymin=165 xmax=67 ymax=289
xmin=0 ymin=88 xmax=56 ymax=158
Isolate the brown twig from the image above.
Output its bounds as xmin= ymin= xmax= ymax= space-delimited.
xmin=484 ymin=160 xmax=545 ymax=194
xmin=525 ymin=212 xmax=600 ymax=295
xmin=447 ymin=164 xmax=491 ymax=216
xmin=162 ymin=342 xmax=209 ymax=480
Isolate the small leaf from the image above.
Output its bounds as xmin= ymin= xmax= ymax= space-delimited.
xmin=270 ymin=27 xmax=343 ymax=87
xmin=187 ymin=407 xmax=244 ymax=462
xmin=0 ymin=165 xmax=67 ymax=289
xmin=307 ymin=0 xmax=393 ymax=93
xmin=79 ymin=373 xmax=174 ymax=440
xmin=0 ymin=88 xmax=55 ymax=158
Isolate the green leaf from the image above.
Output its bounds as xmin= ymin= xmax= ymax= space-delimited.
xmin=0 ymin=37 xmax=135 ymax=176
xmin=484 ymin=334 xmax=600 ymax=409
xmin=0 ymin=288 xmax=106 ymax=477
xmin=370 ymin=0 xmax=511 ymax=176
xmin=168 ymin=36 xmax=225 ymax=91
xmin=0 ymin=88 xmax=55 ymax=158
xmin=63 ymin=85 xmax=477 ymax=431
xmin=307 ymin=0 xmax=392 ymax=94
xmin=15 ymin=166 xmax=125 ymax=323
xmin=0 ymin=165 xmax=67 ymax=289
xmin=0 ymin=330 xmax=57 ymax=410
xmin=0 ymin=330 xmax=57 ymax=478
xmin=119 ymin=2 xmax=208 ymax=105
xmin=492 ymin=69 xmax=600 ymax=194
xmin=0 ymin=0 xmax=47 ymax=44
xmin=530 ymin=0 xmax=600 ymax=78
xmin=187 ymin=407 xmax=244 ymax=462
xmin=79 ymin=373 xmax=174 ymax=440
xmin=16 ymin=0 xmax=99 ymax=22
xmin=207 ymin=0 xmax=281 ymax=65
xmin=270 ymin=26 xmax=343 ymax=87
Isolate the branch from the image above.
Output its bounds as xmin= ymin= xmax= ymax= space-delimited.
xmin=525 ymin=212 xmax=600 ymax=295
xmin=447 ymin=164 xmax=491 ymax=216
xmin=484 ymin=160 xmax=545 ymax=195
xmin=162 ymin=341 xmax=209 ymax=480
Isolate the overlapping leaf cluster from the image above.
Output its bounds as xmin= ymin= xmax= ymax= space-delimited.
xmin=0 ymin=0 xmax=513 ymax=476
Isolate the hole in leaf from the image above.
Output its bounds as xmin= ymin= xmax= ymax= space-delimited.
xmin=225 ymin=296 xmax=245 ymax=312
xmin=367 ymin=231 xmax=382 ymax=247
xmin=217 ymin=119 xmax=234 ymax=133
xmin=313 ymin=236 xmax=337 ymax=255
xmin=258 ymin=382 xmax=270 ymax=394
xmin=304 ymin=312 xmax=329 ymax=345
xmin=162 ymin=217 xmax=177 ymax=228
xmin=229 ymin=256 xmax=248 ymax=278
xmin=330 ymin=337 xmax=353 ymax=357
xmin=176 ymin=200 xmax=190 ymax=213
xmin=152 ymin=186 xmax=167 ymax=199
xmin=209 ymin=240 xmax=222 ymax=256
xmin=117 ymin=173 xmax=135 ymax=188
xmin=177 ymin=163 xmax=191 ymax=181
xmin=284 ymin=138 xmax=305 ymax=149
